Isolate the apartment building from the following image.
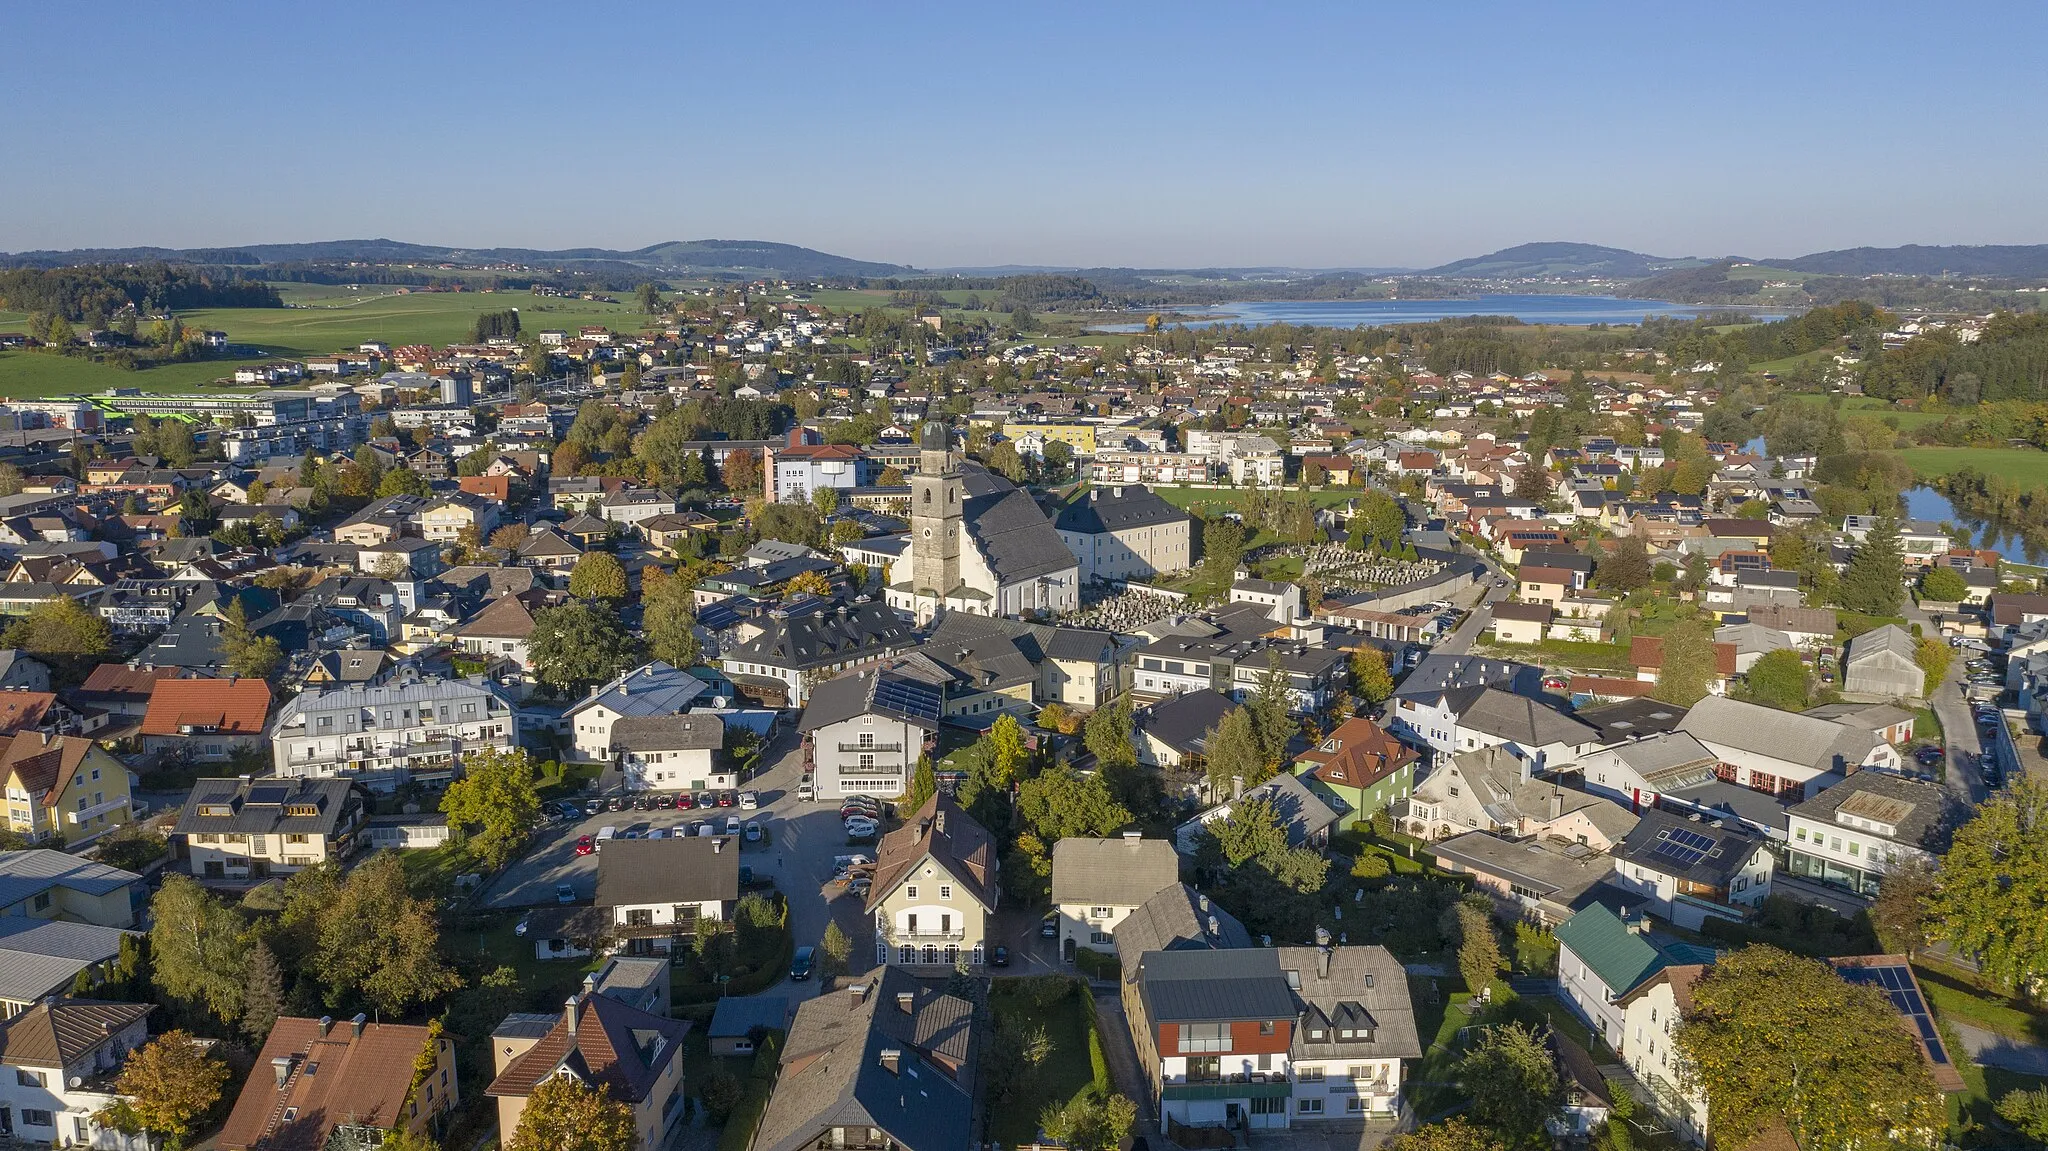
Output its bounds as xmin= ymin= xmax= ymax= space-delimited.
xmin=270 ymin=676 xmax=517 ymax=789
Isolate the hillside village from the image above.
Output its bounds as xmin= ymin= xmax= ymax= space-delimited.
xmin=0 ymin=285 xmax=2038 ymax=1151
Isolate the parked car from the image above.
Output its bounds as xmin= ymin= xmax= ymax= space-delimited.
xmin=744 ymin=820 xmax=763 ymax=841
xmin=555 ymin=883 xmax=576 ymax=904
xmin=797 ymin=782 xmax=815 ymax=802
xmin=990 ymin=945 xmax=1010 ymax=967
xmin=740 ymin=791 xmax=759 ymax=809
xmin=696 ymin=793 xmax=716 ymax=809
xmin=847 ymin=877 xmax=871 ymax=897
xmin=631 ymin=794 xmax=653 ymax=811
xmin=657 ymin=793 xmax=677 ymax=809
xmin=845 ymin=819 xmax=879 ymax=840
xmin=574 ymin=835 xmax=595 ymax=856
xmin=584 ymin=798 xmax=605 ymax=816
xmin=677 ymin=793 xmax=696 ymax=810
xmin=1040 ymin=913 xmax=1059 ymax=938
xmin=691 ymin=820 xmax=712 ymax=837
xmin=724 ymin=816 xmax=742 ymax=836
xmin=717 ymin=791 xmax=737 ymax=808
xmin=606 ymin=795 xmax=625 ymax=812
xmin=789 ymin=946 xmax=816 ymax=981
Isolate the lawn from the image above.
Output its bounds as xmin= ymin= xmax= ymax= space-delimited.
xmin=446 ymin=913 xmax=608 ymax=1004
xmin=1901 ymin=447 xmax=2048 ymax=491
xmin=1915 ymin=961 xmax=2048 ymax=1045
xmin=1147 ymin=485 xmax=1364 ymax=514
xmin=1478 ymin=638 xmax=1635 ymax=673
xmin=0 ymin=350 xmax=260 ymax=398
xmin=986 ymin=978 xmax=1100 ymax=1146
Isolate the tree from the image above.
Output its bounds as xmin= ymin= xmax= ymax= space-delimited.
xmin=634 ymin=282 xmax=663 ymax=314
xmin=313 ymin=854 xmax=461 ymax=1015
xmin=1203 ymin=706 xmax=1267 ymax=793
xmin=1084 ymin=698 xmax=1136 ymax=773
xmin=723 ymin=448 xmax=763 ymax=495
xmin=0 ymin=463 xmax=24 ymax=497
xmin=528 ymin=602 xmax=639 ymax=694
xmin=1351 ymin=489 xmax=1407 ymax=549
xmin=1200 ymin=515 xmax=1247 ymax=581
xmin=1925 ymin=780 xmax=2048 ymax=991
xmin=567 ymin=551 xmax=629 ymax=601
xmin=1039 ymin=1092 xmax=1137 ymax=1151
xmin=98 ymin=1032 xmax=230 ymax=1151
xmin=640 ymin=569 xmax=701 ymax=669
xmin=1391 ymin=1119 xmax=1508 ymax=1151
xmin=502 ymin=1074 xmax=637 ymax=1151
xmin=1650 ymin=622 xmax=1718 ymax=706
xmin=148 ymin=875 xmax=248 ymax=1022
xmin=1249 ymin=654 xmax=1297 ymax=769
xmin=1839 ymin=515 xmax=1905 ymax=615
xmin=1351 ymin=647 xmax=1395 ymax=706
xmin=1674 ymin=945 xmax=1943 ymax=1151
xmin=1458 ymin=1022 xmax=1560 ymax=1146
xmin=1998 ymin=1086 xmax=2048 ymax=1145
xmin=818 ymin=920 xmax=851 ymax=980
xmin=1915 ymin=635 xmax=1954 ymax=697
xmin=489 ymin=524 xmax=530 ymax=552
xmin=985 ymin=714 xmax=1028 ymax=790
xmin=905 ymin=755 xmax=937 ymax=812
xmin=1017 ymin=766 xmax=1132 ymax=842
xmin=1595 ymin=537 xmax=1652 ymax=593
xmin=1919 ymin=565 xmax=1969 ymax=603
xmin=783 ymin=570 xmax=832 ymax=599
xmin=376 ymin=466 xmax=431 ymax=499
xmin=2 ymin=596 xmax=111 ymax=658
xmin=241 ymin=940 xmax=284 ymax=1042
xmin=1738 ymin=649 xmax=1811 ymax=711
xmin=1869 ymin=857 xmax=1935 ymax=954
xmin=1448 ymin=902 xmax=1501 ymax=996
xmin=441 ymin=745 xmax=542 ymax=870
xmin=219 ymin=599 xmax=283 ymax=680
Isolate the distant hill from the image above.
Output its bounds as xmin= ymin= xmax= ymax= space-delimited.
xmin=1772 ymin=244 xmax=2048 ymax=278
xmin=1621 ymin=259 xmax=1764 ymax=303
xmin=1425 ymin=242 xmax=1710 ymax=279
xmin=0 ymin=238 xmax=914 ymax=279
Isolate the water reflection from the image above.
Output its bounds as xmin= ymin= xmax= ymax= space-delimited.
xmin=1904 ymin=486 xmax=2048 ymax=565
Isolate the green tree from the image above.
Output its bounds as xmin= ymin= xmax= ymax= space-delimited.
xmin=1203 ymin=706 xmax=1267 ymax=793
xmin=313 ymin=854 xmax=461 ymax=1015
xmin=1925 ymin=780 xmax=2048 ymax=991
xmin=1459 ymin=1022 xmax=1560 ymax=1146
xmin=1390 ymin=1119 xmax=1508 ymax=1151
xmin=97 ymin=1031 xmax=231 ymax=1151
xmin=1249 ymin=654 xmax=1297 ymax=769
xmin=1449 ymin=902 xmax=1501 ymax=996
xmin=148 ymin=875 xmax=247 ymax=1022
xmin=1650 ymin=622 xmax=1718 ymax=706
xmin=1039 ymin=1092 xmax=1138 ymax=1151
xmin=502 ymin=1074 xmax=637 ymax=1151
xmin=218 ymin=599 xmax=283 ymax=680
xmin=640 ymin=569 xmax=701 ymax=669
xmin=567 ymin=550 xmax=629 ymax=601
xmin=440 ymin=745 xmax=542 ymax=870
xmin=986 ymin=713 xmax=1028 ymax=790
xmin=2 ymin=596 xmax=111 ymax=658
xmin=1674 ymin=945 xmax=1943 ymax=1151
xmin=1595 ymin=536 xmax=1652 ymax=592
xmin=1918 ymin=565 xmax=1968 ymax=603
xmin=1998 ymin=1086 xmax=2048 ymax=1145
xmin=529 ymin=602 xmax=639 ymax=694
xmin=1737 ymin=649 xmax=1811 ymax=711
xmin=241 ymin=940 xmax=284 ymax=1042
xmin=634 ymin=282 xmax=662 ymax=314
xmin=1200 ymin=515 xmax=1247 ymax=582
xmin=1016 ymin=766 xmax=1132 ymax=842
xmin=1352 ymin=489 xmax=1407 ymax=549
xmin=1915 ymin=635 xmax=1954 ymax=696
xmin=1084 ymin=698 xmax=1136 ymax=772
xmin=1839 ymin=515 xmax=1905 ymax=615
xmin=818 ymin=920 xmax=851 ymax=980
xmin=904 ymin=755 xmax=938 ymax=812
xmin=1352 ymin=648 xmax=1395 ymax=705
xmin=376 ymin=465 xmax=431 ymax=499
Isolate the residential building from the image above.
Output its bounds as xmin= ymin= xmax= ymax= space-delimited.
xmin=0 ymin=733 xmax=135 ymax=845
xmin=0 ymin=851 xmax=140 ymax=927
xmin=1553 ymin=904 xmax=1695 ymax=1049
xmin=565 ymin=662 xmax=709 ymax=762
xmin=1842 ymin=624 xmax=1924 ymax=701
xmin=1132 ymin=948 xmax=1299 ymax=1133
xmin=1175 ymin=773 xmax=1342 ymax=855
xmin=138 ymin=677 xmax=272 ymax=762
xmin=1617 ymin=965 xmax=1710 ymax=1143
xmin=269 ymin=676 xmax=517 ymax=789
xmin=797 ymin=663 xmax=941 ymax=801
xmin=596 ymin=837 xmax=740 ymax=956
xmin=1290 ymin=717 xmax=1416 ymax=821
xmin=0 ymin=921 xmax=139 ymax=1016
xmin=720 ymin=600 xmax=918 ymax=707
xmin=611 ymin=713 xmax=729 ymax=793
xmin=765 ymin=430 xmax=873 ymax=503
xmin=0 ymin=997 xmax=154 ymax=1149
xmin=1673 ymin=694 xmax=1899 ymax=801
xmin=171 ymin=777 xmax=369 ymax=880
xmin=1610 ymin=809 xmax=1773 ymax=929
xmin=1050 ymin=833 xmax=1179 ymax=960
xmin=864 ymin=794 xmax=999 ymax=969
xmin=751 ymin=969 xmax=978 ymax=1151
xmin=1135 ymin=690 xmax=1237 ymax=770
xmin=1389 ymin=685 xmax=1600 ymax=771
xmin=1276 ymin=944 xmax=1420 ymax=1122
xmin=1575 ymin=732 xmax=1722 ymax=811
xmin=487 ymin=991 xmax=690 ymax=1151
xmin=1783 ymin=770 xmax=1952 ymax=896
xmin=1054 ymin=484 xmax=1193 ymax=581
xmin=453 ymin=595 xmax=539 ymax=669
xmin=218 ymin=1016 xmax=459 ymax=1151
xmin=1231 ymin=576 xmax=1305 ymax=625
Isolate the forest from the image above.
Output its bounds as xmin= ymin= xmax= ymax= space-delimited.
xmin=0 ymin=264 xmax=280 ymax=321
xmin=1861 ymin=311 xmax=2048 ymax=403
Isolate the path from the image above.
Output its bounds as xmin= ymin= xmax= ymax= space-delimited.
xmin=1091 ymin=991 xmax=1163 ymax=1147
xmin=1952 ymin=1020 xmax=2048 ymax=1076
xmin=1901 ymin=597 xmax=1988 ymax=806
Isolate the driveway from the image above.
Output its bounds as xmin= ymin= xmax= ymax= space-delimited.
xmin=1902 ymin=598 xmax=1988 ymax=806
xmin=1952 ymin=1020 xmax=2048 ymax=1076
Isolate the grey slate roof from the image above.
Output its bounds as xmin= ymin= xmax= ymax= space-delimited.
xmin=1616 ymin=808 xmax=1768 ymax=888
xmin=1433 ymin=831 xmax=1618 ymax=906
xmin=707 ymin=995 xmax=791 ymax=1040
xmin=1054 ymin=484 xmax=1190 ymax=534
xmin=0 ymin=850 xmax=139 ymax=910
xmin=609 ymin=713 xmax=725 ymax=752
xmin=569 ymin=661 xmax=708 ymax=720
xmin=595 ymin=837 xmax=739 ymax=908
xmin=923 ymin=614 xmax=1038 ymax=692
xmin=1576 ymin=698 xmax=1691 ymax=744
xmin=1785 ymin=769 xmax=1958 ymax=854
xmin=0 ymin=920 xmax=135 ymax=1004
xmin=1279 ymin=945 xmax=1422 ymax=1061
xmin=1111 ymin=884 xmax=1252 ymax=979
xmin=1396 ymin=653 xmax=1549 ymax=701
xmin=956 ymin=464 xmax=1075 ymax=584
xmin=1137 ymin=947 xmax=1298 ymax=1023
xmin=1051 ymin=836 xmax=1178 ymax=908
xmin=1604 ymin=732 xmax=1720 ymax=789
xmin=1134 ymin=689 xmax=1238 ymax=757
xmin=1675 ymin=695 xmax=1880 ymax=774
xmin=723 ymin=600 xmax=917 ymax=672
xmin=174 ymin=778 xmax=363 ymax=838
xmin=1440 ymin=685 xmax=1600 ymax=747
xmin=797 ymin=662 xmax=946 ymax=733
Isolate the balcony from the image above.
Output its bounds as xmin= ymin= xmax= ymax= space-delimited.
xmin=1162 ymin=1079 xmax=1292 ymax=1101
xmin=837 ymin=742 xmax=905 ymax=753
xmin=66 ymin=798 xmax=132 ymax=825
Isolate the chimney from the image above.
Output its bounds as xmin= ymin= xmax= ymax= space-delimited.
xmin=1198 ymin=893 xmax=1209 ymax=913
xmin=317 ymin=1016 xmax=333 ymax=1037
xmin=878 ymin=1049 xmax=901 ymax=1075
xmin=1549 ymin=790 xmax=1564 ymax=820
xmin=1317 ymin=947 xmax=1332 ymax=980
xmin=1123 ymin=830 xmax=1142 ymax=846
xmin=935 ymin=810 xmax=946 ymax=834
xmin=849 ymin=983 xmax=871 ymax=1006
xmin=351 ymin=1013 xmax=366 ymax=1039
xmin=1206 ymin=915 xmax=1219 ymax=938
xmin=896 ymin=991 xmax=914 ymax=1015
xmin=583 ymin=971 xmax=599 ymax=996
xmin=713 ymin=837 xmax=723 ymax=853
xmin=565 ymin=995 xmax=580 ymax=1038
xmin=271 ymin=1056 xmax=293 ymax=1088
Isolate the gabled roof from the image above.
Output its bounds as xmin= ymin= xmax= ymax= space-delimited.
xmin=0 ymin=732 xmax=100 ymax=807
xmin=140 ymin=677 xmax=271 ymax=736
xmin=1053 ymin=485 xmax=1190 ymax=534
xmin=220 ymin=1018 xmax=441 ymax=1151
xmin=797 ymin=662 xmax=945 ymax=733
xmin=1134 ymin=689 xmax=1237 ymax=757
xmin=1050 ymin=836 xmax=1178 ymax=908
xmin=1111 ymin=883 xmax=1251 ymax=979
xmin=1137 ymin=947 xmax=1297 ymax=1024
xmin=596 ymin=836 xmax=740 ymax=908
xmin=486 ymin=993 xmax=691 ymax=1105
xmin=609 ymin=713 xmax=726 ymax=752
xmin=1553 ymin=903 xmax=1665 ymax=996
xmin=0 ymin=997 xmax=150 ymax=1068
xmin=1675 ymin=694 xmax=1880 ymax=774
xmin=455 ymin=593 xmax=537 ymax=640
xmin=1616 ymin=808 xmax=1768 ymax=888
xmin=1279 ymin=945 xmax=1422 ymax=1061
xmin=0 ymin=850 xmax=139 ymax=909
xmin=1440 ymin=685 xmax=1600 ymax=747
xmin=864 ymin=794 xmax=997 ymax=914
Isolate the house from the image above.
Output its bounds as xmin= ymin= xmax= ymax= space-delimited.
xmin=269 ymin=676 xmax=517 ymax=789
xmin=139 ymin=676 xmax=272 ymax=762
xmin=1175 ymin=773 xmax=1342 ymax=855
xmin=172 ymin=777 xmax=369 ymax=880
xmin=1629 ymin=635 xmax=1738 ymax=697
xmin=418 ymin=494 xmax=498 ymax=542
xmin=1553 ymin=903 xmax=1694 ymax=1050
xmin=1842 ymin=624 xmax=1924 ymax=701
xmin=1230 ymin=576 xmax=1305 ymax=625
xmin=1783 ymin=770 xmax=1953 ymax=896
xmin=1431 ymin=828 xmax=1634 ymax=926
xmin=706 ymin=995 xmax=790 ymax=1058
xmin=720 ymin=599 xmax=918 ymax=707
xmin=751 ymin=970 xmax=978 ymax=1151
xmin=865 ymin=794 xmax=999 ymax=969
xmin=611 ymin=713 xmax=729 ymax=793
xmin=1801 ymin=700 xmax=1916 ymax=747
xmin=486 ymin=991 xmax=690 ymax=1151
xmin=1277 ymin=944 xmax=1421 ymax=1122
xmin=1050 ymin=833 xmax=1178 ymax=961
xmin=0 ymin=733 xmax=135 ymax=845
xmin=0 ymin=652 xmax=50 ymax=694
xmin=1610 ymin=808 xmax=1773 ymax=929
xmin=1489 ymin=602 xmax=1552 ymax=644
xmin=797 ymin=663 xmax=942 ymax=801
xmin=453 ymin=594 xmax=539 ymax=669
xmin=218 ymin=1016 xmax=458 ymax=1151
xmin=1673 ymin=695 xmax=1899 ymax=801
xmin=0 ymin=851 xmax=141 ymax=927
xmin=1389 ymin=685 xmax=1601 ymax=771
xmin=1575 ymin=732 xmax=1722 ymax=811
xmin=70 ymin=664 xmax=187 ymax=720
xmin=1290 ymin=717 xmax=1416 ymax=821
xmin=0 ymin=997 xmax=154 ymax=1149
xmin=0 ymin=920 xmax=139 ymax=1015
xmin=1617 ymin=965 xmax=1710 ymax=1143
xmin=596 ymin=836 xmax=740 ymax=956
xmin=766 ymin=430 xmax=873 ymax=503
xmin=1135 ymin=690 xmax=1238 ymax=770
xmin=565 ymin=662 xmax=709 ymax=762
xmin=1054 ymin=484 xmax=1193 ymax=581
xmin=1404 ymin=745 xmax=1637 ymax=843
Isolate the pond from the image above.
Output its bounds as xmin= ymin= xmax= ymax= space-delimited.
xmin=1903 ymin=485 xmax=2048 ymax=565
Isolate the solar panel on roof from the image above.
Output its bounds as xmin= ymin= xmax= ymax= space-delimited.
xmin=246 ymin=785 xmax=290 ymax=805
xmin=1835 ymin=963 xmax=1951 ymax=1066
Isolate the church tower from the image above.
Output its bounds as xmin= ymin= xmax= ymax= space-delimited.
xmin=910 ymin=420 xmax=962 ymax=599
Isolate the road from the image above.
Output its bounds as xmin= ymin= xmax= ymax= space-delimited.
xmin=1901 ymin=598 xmax=1989 ymax=807
xmin=1952 ymin=1020 xmax=2048 ymax=1076
xmin=1434 ymin=553 xmax=1509 ymax=656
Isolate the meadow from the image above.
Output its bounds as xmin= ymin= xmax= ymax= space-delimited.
xmin=1899 ymin=446 xmax=2048 ymax=489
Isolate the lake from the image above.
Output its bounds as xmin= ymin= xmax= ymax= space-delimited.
xmin=1094 ymin=295 xmax=1779 ymax=331
xmin=1904 ymin=485 xmax=2048 ymax=565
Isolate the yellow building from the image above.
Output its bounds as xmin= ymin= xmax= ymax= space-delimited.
xmin=0 ymin=733 xmax=133 ymax=845
xmin=1004 ymin=422 xmax=1099 ymax=455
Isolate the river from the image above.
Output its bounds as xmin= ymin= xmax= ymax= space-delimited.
xmin=1094 ymin=294 xmax=1780 ymax=331
xmin=1903 ymin=485 xmax=2048 ymax=565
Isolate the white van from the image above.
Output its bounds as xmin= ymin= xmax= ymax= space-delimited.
xmin=595 ymin=826 xmax=618 ymax=850
xmin=796 ymin=782 xmax=815 ymax=802
xmin=724 ymin=816 xmax=742 ymax=836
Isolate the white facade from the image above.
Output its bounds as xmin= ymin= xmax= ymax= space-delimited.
xmin=1286 ymin=1057 xmax=1402 ymax=1119
xmin=1611 ymin=848 xmax=1773 ymax=931
xmin=1621 ymin=978 xmax=1708 ymax=1144
xmin=0 ymin=1013 xmax=152 ymax=1150
xmin=618 ymin=746 xmax=728 ymax=793
xmin=805 ymin=714 xmax=923 ymax=799
xmin=270 ymin=678 xmax=516 ymax=786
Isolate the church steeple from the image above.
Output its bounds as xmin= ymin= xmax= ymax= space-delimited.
xmin=909 ymin=421 xmax=962 ymax=607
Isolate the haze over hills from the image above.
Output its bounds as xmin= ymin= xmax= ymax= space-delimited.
xmin=1768 ymin=244 xmax=2048 ymax=278
xmin=0 ymin=238 xmax=913 ymax=279
xmin=1422 ymin=242 xmax=1713 ymax=280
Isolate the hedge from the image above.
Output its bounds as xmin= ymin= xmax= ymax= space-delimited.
xmin=1083 ymin=993 xmax=1112 ymax=1096
xmin=676 ymin=895 xmax=796 ymax=1005
xmin=716 ymin=1031 xmax=783 ymax=1151
xmin=1074 ymin=947 xmax=1120 ymax=982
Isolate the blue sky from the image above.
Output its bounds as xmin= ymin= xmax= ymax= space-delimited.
xmin=3 ymin=1 xmax=2044 ymax=269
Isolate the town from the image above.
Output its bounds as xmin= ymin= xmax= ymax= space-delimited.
xmin=0 ymin=261 xmax=2035 ymax=1151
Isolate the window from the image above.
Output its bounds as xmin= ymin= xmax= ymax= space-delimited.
xmin=1346 ymin=1065 xmax=1370 ymax=1080
xmin=1297 ymin=1065 xmax=1325 ymax=1082
xmin=939 ymin=885 xmax=952 ymax=900
xmin=1298 ymin=1097 xmax=1324 ymax=1114
xmin=1345 ymin=1096 xmax=1367 ymax=1113
xmin=1259 ymin=1020 xmax=1275 ymax=1036
xmin=1178 ymin=1023 xmax=1231 ymax=1053
xmin=31 ymin=892 xmax=50 ymax=912
xmin=906 ymin=885 xmax=917 ymax=900
xmin=16 ymin=1069 xmax=45 ymax=1087
xmin=1250 ymin=1097 xmax=1285 ymax=1115
xmin=1090 ymin=931 xmax=1110 ymax=944
xmin=1089 ymin=905 xmax=1112 ymax=919
xmin=22 ymin=1110 xmax=52 ymax=1127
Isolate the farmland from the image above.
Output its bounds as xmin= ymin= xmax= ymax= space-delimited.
xmin=1900 ymin=446 xmax=2048 ymax=490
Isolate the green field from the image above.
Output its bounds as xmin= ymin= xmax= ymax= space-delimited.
xmin=1901 ymin=446 xmax=2048 ymax=489
xmin=1146 ymin=484 xmax=1362 ymax=512
xmin=0 ymin=286 xmax=661 ymax=399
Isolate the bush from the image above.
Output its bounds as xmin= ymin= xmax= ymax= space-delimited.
xmin=716 ymin=1031 xmax=782 ymax=1151
xmin=1351 ymin=853 xmax=1392 ymax=882
xmin=1074 ymin=948 xmax=1120 ymax=982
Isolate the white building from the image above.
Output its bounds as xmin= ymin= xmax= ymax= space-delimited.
xmin=565 ymin=662 xmax=708 ymax=763
xmin=795 ymin=664 xmax=941 ymax=801
xmin=609 ymin=713 xmax=729 ymax=793
xmin=1610 ymin=809 xmax=1773 ymax=930
xmin=885 ymin=423 xmax=1078 ymax=623
xmin=0 ymin=998 xmax=154 ymax=1149
xmin=269 ymin=675 xmax=517 ymax=788
xmin=1049 ymin=833 xmax=1178 ymax=959
xmin=1673 ymin=695 xmax=1899 ymax=802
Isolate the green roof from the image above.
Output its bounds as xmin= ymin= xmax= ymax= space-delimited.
xmin=1553 ymin=903 xmax=1664 ymax=995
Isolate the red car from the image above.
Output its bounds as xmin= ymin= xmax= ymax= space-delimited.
xmin=574 ymin=835 xmax=595 ymax=856
xmin=716 ymin=791 xmax=736 ymax=808
xmin=676 ymin=793 xmax=696 ymax=810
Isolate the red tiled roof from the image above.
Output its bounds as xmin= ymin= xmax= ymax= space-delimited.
xmin=0 ymin=692 xmax=55 ymax=734
xmin=1629 ymin=636 xmax=1737 ymax=677
xmin=140 ymin=678 xmax=272 ymax=737
xmin=218 ymin=1018 xmax=439 ymax=1151
xmin=1567 ymin=675 xmax=1655 ymax=699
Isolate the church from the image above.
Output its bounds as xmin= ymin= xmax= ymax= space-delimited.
xmin=885 ymin=422 xmax=1080 ymax=624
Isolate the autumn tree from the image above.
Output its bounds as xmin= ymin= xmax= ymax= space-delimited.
xmin=782 ymin=569 xmax=832 ymax=599
xmin=502 ymin=1074 xmax=637 ymax=1151
xmin=1736 ymin=649 xmax=1810 ymax=712
xmin=149 ymin=875 xmax=248 ymax=1023
xmin=97 ymin=1032 xmax=231 ymax=1151
xmin=985 ymin=714 xmax=1029 ymax=790
xmin=722 ymin=448 xmax=763 ymax=495
xmin=1915 ymin=635 xmax=1953 ymax=696
xmin=312 ymin=854 xmax=462 ymax=1016
xmin=818 ymin=921 xmax=851 ymax=980
xmin=219 ymin=598 xmax=283 ymax=680
xmin=1446 ymin=902 xmax=1501 ymax=996
xmin=441 ymin=745 xmax=543 ymax=869
xmin=2 ymin=596 xmax=111 ymax=659
xmin=489 ymin=523 xmax=530 ymax=552
xmin=1674 ymin=946 xmax=1943 ymax=1150
xmin=1391 ymin=1119 xmax=1508 ymax=1151
xmin=1924 ymin=780 xmax=2048 ymax=991
xmin=1352 ymin=647 xmax=1395 ymax=705
xmin=1459 ymin=1022 xmax=1560 ymax=1146
xmin=640 ymin=568 xmax=701 ymax=669
xmin=567 ymin=550 xmax=629 ymax=601
xmin=1650 ymin=622 xmax=1718 ymax=706
xmin=529 ymin=601 xmax=639 ymax=694
xmin=1016 ymin=766 xmax=1132 ymax=842
xmin=904 ymin=755 xmax=937 ymax=812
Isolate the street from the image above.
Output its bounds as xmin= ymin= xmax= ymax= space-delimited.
xmin=1901 ymin=598 xmax=1989 ymax=807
